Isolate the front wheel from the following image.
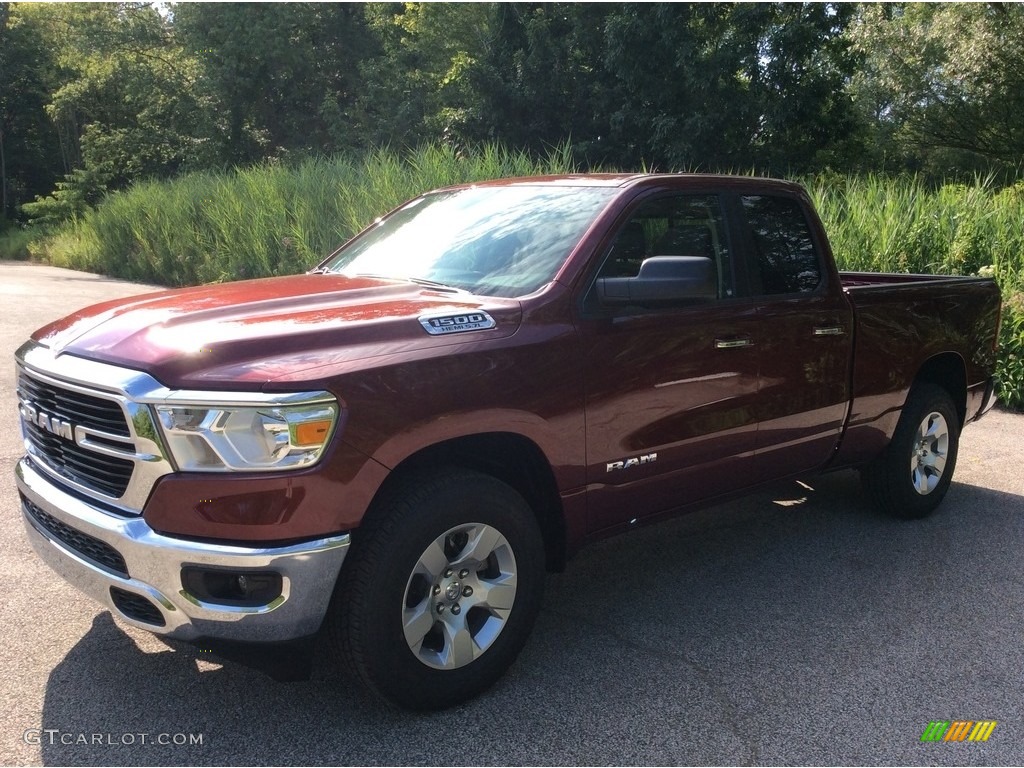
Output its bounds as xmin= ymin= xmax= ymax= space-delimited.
xmin=330 ymin=469 xmax=545 ymax=710
xmin=862 ymin=383 xmax=961 ymax=519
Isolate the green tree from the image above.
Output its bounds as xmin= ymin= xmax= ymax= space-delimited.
xmin=462 ymin=3 xmax=862 ymax=173
xmin=746 ymin=3 xmax=864 ymax=172
xmin=18 ymin=2 xmax=205 ymax=221
xmin=849 ymin=3 xmax=1024 ymax=175
xmin=355 ymin=2 xmax=496 ymax=148
xmin=0 ymin=2 xmax=64 ymax=219
xmin=467 ymin=4 xmax=608 ymax=155
xmin=174 ymin=2 xmax=379 ymax=164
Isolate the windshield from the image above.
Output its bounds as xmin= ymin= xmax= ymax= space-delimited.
xmin=321 ymin=185 xmax=618 ymax=297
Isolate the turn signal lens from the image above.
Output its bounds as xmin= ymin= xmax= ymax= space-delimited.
xmin=292 ymin=419 xmax=333 ymax=447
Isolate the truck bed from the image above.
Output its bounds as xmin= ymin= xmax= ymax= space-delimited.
xmin=831 ymin=270 xmax=1001 ymax=468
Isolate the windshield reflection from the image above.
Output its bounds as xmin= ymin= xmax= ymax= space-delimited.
xmin=323 ymin=186 xmax=617 ymax=297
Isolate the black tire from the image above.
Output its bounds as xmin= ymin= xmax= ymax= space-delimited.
xmin=861 ymin=382 xmax=961 ymax=519
xmin=329 ymin=468 xmax=545 ymax=710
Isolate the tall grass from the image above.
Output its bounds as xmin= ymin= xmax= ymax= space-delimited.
xmin=27 ymin=147 xmax=1024 ymax=408
xmin=0 ymin=224 xmax=43 ymax=260
xmin=809 ymin=174 xmax=1024 ymax=290
xmin=34 ymin=143 xmax=577 ymax=285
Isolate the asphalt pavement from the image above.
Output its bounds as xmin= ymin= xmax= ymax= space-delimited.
xmin=1 ymin=261 xmax=1022 ymax=766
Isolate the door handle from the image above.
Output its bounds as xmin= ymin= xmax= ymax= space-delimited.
xmin=813 ymin=326 xmax=845 ymax=336
xmin=715 ymin=337 xmax=754 ymax=349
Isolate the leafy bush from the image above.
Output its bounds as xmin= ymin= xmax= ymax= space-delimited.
xmin=996 ymin=293 xmax=1024 ymax=411
xmin=21 ymin=167 xmax=112 ymax=226
xmin=0 ymin=223 xmax=43 ymax=260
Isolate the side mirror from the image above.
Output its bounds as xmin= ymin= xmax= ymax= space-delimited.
xmin=596 ymin=256 xmax=716 ymax=306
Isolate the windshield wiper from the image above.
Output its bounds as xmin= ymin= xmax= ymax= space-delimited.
xmin=406 ymin=276 xmax=467 ymax=293
xmin=351 ymin=273 xmax=467 ymax=294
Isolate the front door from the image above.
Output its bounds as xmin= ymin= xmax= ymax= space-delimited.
xmin=579 ymin=193 xmax=761 ymax=533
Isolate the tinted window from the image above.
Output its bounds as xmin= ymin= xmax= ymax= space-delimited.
xmin=597 ymin=195 xmax=734 ymax=300
xmin=741 ymin=196 xmax=821 ymax=295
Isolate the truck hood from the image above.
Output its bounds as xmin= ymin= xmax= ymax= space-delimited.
xmin=32 ymin=274 xmax=523 ymax=389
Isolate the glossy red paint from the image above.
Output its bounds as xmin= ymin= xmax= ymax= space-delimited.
xmin=143 ymin=441 xmax=390 ymax=542
xmin=35 ymin=274 xmax=522 ymax=388
xmin=830 ymin=274 xmax=1001 ymax=468
xmin=25 ymin=174 xmax=1002 ymax=554
xmin=578 ymin=298 xmax=762 ymax=531
xmin=749 ymin=292 xmax=853 ymax=481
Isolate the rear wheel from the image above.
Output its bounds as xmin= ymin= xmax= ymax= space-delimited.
xmin=330 ymin=469 xmax=545 ymax=710
xmin=862 ymin=383 xmax=960 ymax=519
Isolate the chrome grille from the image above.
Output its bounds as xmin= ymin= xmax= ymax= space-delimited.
xmin=18 ymin=373 xmax=130 ymax=436
xmin=17 ymin=372 xmax=134 ymax=498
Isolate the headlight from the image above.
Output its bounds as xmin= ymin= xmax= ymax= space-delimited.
xmin=155 ymin=400 xmax=339 ymax=472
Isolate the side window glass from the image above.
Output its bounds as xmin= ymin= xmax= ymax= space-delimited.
xmin=741 ymin=195 xmax=821 ymax=295
xmin=596 ymin=195 xmax=734 ymax=300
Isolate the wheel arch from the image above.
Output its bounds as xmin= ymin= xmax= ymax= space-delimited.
xmin=913 ymin=352 xmax=968 ymax=426
xmin=365 ymin=432 xmax=568 ymax=572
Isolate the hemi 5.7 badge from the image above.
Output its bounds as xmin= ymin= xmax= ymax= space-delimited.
xmin=419 ymin=311 xmax=497 ymax=335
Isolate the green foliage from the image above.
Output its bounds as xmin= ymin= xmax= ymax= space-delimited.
xmin=356 ymin=2 xmax=495 ymax=147
xmin=434 ymin=3 xmax=864 ymax=172
xmin=34 ymin=143 xmax=577 ymax=286
xmin=995 ymin=294 xmax=1024 ymax=411
xmin=808 ymin=174 xmax=1024 ymax=290
xmin=174 ymin=3 xmax=380 ymax=164
xmin=11 ymin=0 xmax=1024 ymax=214
xmin=0 ymin=220 xmax=42 ymax=260
xmin=590 ymin=3 xmax=863 ymax=171
xmin=0 ymin=2 xmax=65 ymax=217
xmin=20 ymin=166 xmax=110 ymax=224
xmin=849 ymin=3 xmax=1024 ymax=177
xmin=12 ymin=2 xmax=210 ymax=224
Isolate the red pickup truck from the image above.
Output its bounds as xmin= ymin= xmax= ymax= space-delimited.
xmin=15 ymin=174 xmax=1001 ymax=709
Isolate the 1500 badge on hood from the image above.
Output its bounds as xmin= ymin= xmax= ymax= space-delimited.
xmin=418 ymin=311 xmax=497 ymax=335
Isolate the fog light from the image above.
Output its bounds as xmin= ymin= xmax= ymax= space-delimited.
xmin=181 ymin=567 xmax=283 ymax=607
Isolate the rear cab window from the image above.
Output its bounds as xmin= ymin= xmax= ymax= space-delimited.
xmin=740 ymin=195 xmax=823 ymax=296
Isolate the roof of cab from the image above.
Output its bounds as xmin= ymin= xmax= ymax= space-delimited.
xmin=437 ymin=172 xmax=807 ymax=195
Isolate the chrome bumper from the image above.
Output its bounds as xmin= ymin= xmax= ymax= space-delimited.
xmin=17 ymin=457 xmax=349 ymax=642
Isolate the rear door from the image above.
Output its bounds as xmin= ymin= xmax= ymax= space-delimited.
xmin=578 ymin=192 xmax=761 ymax=533
xmin=735 ymin=193 xmax=854 ymax=478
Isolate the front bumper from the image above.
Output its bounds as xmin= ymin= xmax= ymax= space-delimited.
xmin=17 ymin=457 xmax=349 ymax=642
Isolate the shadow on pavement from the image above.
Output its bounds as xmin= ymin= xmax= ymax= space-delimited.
xmin=39 ymin=471 xmax=1024 ymax=766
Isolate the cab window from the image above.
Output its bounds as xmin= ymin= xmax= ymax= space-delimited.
xmin=596 ymin=195 xmax=734 ymax=300
xmin=740 ymin=195 xmax=822 ymax=295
